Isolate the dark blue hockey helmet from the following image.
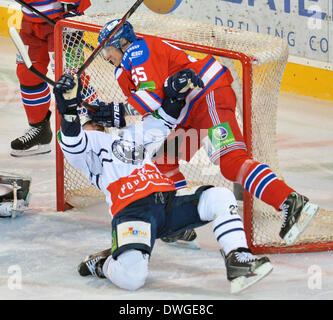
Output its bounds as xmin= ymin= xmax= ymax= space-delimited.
xmin=98 ymin=19 xmax=137 ymax=49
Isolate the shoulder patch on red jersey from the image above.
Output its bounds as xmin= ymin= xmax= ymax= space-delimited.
xmin=122 ymin=39 xmax=150 ymax=71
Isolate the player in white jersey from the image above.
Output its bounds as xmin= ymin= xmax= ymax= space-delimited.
xmin=54 ymin=73 xmax=273 ymax=294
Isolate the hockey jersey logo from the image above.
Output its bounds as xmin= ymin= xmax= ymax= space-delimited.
xmin=112 ymin=138 xmax=146 ymax=165
xmin=107 ymin=164 xmax=175 ymax=215
xmin=122 ymin=40 xmax=150 ymax=70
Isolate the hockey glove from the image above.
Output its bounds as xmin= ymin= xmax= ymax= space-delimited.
xmin=88 ymin=102 xmax=126 ymax=128
xmin=164 ymin=69 xmax=204 ymax=99
xmin=160 ymin=96 xmax=186 ymax=120
xmin=61 ymin=2 xmax=81 ymax=18
xmin=54 ymin=73 xmax=83 ymax=115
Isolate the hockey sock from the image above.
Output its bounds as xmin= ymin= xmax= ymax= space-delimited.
xmin=213 ymin=213 xmax=248 ymax=256
xmin=240 ymin=161 xmax=294 ymax=211
xmin=20 ymin=82 xmax=51 ymax=124
xmin=198 ymin=187 xmax=249 ymax=256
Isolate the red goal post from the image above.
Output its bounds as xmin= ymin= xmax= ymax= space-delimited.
xmin=54 ymin=13 xmax=333 ymax=254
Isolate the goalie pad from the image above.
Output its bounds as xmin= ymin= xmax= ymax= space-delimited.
xmin=0 ymin=173 xmax=31 ymax=218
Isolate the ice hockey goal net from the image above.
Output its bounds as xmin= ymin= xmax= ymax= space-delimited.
xmin=54 ymin=12 xmax=333 ymax=254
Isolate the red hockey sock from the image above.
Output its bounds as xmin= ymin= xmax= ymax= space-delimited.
xmin=20 ymin=83 xmax=51 ymax=124
xmin=240 ymin=160 xmax=294 ymax=211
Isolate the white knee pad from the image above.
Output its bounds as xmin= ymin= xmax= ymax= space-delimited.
xmin=198 ymin=187 xmax=238 ymax=221
xmin=103 ymin=249 xmax=149 ymax=291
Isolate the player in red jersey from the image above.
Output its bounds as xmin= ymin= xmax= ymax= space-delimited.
xmin=11 ymin=0 xmax=91 ymax=157
xmin=92 ymin=20 xmax=319 ymax=246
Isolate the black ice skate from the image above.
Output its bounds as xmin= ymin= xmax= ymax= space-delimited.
xmin=10 ymin=111 xmax=53 ymax=157
xmin=279 ymin=192 xmax=319 ymax=245
xmin=78 ymin=248 xmax=111 ymax=278
xmin=222 ymin=248 xmax=273 ymax=294
xmin=161 ymin=229 xmax=200 ymax=250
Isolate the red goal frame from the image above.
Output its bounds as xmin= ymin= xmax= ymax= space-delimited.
xmin=54 ymin=19 xmax=333 ymax=254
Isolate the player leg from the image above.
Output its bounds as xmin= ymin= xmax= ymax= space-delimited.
xmin=11 ymin=20 xmax=53 ymax=157
xmin=77 ymin=193 xmax=168 ymax=290
xmin=154 ymin=129 xmax=189 ymax=189
xmin=78 ymin=248 xmax=149 ymax=291
xmin=154 ymin=129 xmax=200 ymax=248
xmin=78 ymin=188 xmax=271 ymax=293
xmin=195 ymin=86 xmax=319 ymax=245
xmin=78 ymin=245 xmax=150 ymax=292
xmin=199 ymin=186 xmax=273 ymax=293
xmin=160 ymin=186 xmax=272 ymax=294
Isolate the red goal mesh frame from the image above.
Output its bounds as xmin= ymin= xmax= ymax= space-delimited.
xmin=54 ymin=16 xmax=333 ymax=254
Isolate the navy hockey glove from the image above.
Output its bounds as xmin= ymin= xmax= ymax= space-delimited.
xmin=160 ymin=96 xmax=186 ymax=120
xmin=88 ymin=102 xmax=126 ymax=128
xmin=54 ymin=73 xmax=83 ymax=115
xmin=164 ymin=68 xmax=204 ymax=99
xmin=61 ymin=2 xmax=81 ymax=18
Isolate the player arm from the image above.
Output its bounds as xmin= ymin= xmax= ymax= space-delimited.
xmin=125 ymin=90 xmax=163 ymax=115
xmin=53 ymin=73 xmax=95 ymax=176
xmin=129 ymin=97 xmax=186 ymax=158
xmin=57 ymin=121 xmax=91 ymax=177
xmin=163 ymin=69 xmax=204 ymax=100
xmin=161 ymin=40 xmax=204 ymax=99
xmin=116 ymin=66 xmax=163 ymax=115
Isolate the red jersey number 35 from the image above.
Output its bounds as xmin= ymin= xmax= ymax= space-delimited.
xmin=132 ymin=67 xmax=148 ymax=86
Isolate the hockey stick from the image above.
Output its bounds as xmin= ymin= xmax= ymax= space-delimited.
xmin=14 ymin=0 xmax=95 ymax=51
xmin=9 ymin=27 xmax=96 ymax=113
xmin=76 ymin=0 xmax=145 ymax=77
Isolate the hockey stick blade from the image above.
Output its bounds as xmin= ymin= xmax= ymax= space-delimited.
xmin=9 ymin=27 xmax=96 ymax=113
xmin=77 ymin=0 xmax=144 ymax=77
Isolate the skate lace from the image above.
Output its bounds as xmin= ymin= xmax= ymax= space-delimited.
xmin=85 ymin=257 xmax=101 ymax=277
xmin=235 ymin=251 xmax=255 ymax=263
xmin=280 ymin=203 xmax=290 ymax=228
xmin=18 ymin=127 xmax=41 ymax=143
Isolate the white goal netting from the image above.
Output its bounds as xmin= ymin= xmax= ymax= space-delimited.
xmin=55 ymin=12 xmax=333 ymax=253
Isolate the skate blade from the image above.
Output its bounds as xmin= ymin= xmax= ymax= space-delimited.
xmin=230 ymin=262 xmax=273 ymax=294
xmin=283 ymin=203 xmax=319 ymax=245
xmin=167 ymin=239 xmax=201 ymax=250
xmin=10 ymin=144 xmax=51 ymax=157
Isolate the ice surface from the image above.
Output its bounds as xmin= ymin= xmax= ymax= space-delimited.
xmin=0 ymin=36 xmax=333 ymax=300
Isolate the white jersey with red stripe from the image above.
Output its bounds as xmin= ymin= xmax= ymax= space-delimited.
xmin=58 ymin=111 xmax=177 ymax=216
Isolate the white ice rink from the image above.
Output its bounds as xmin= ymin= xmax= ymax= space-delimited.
xmin=0 ymin=35 xmax=333 ymax=301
